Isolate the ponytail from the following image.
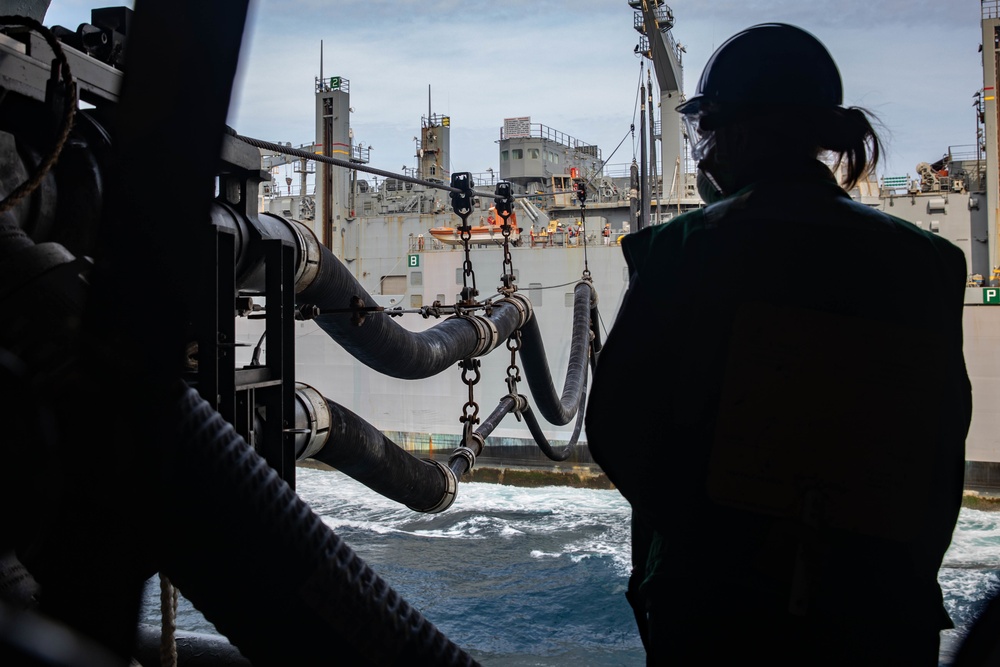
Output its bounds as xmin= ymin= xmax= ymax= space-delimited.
xmin=819 ymin=106 xmax=883 ymax=190
xmin=706 ymin=105 xmax=885 ymax=192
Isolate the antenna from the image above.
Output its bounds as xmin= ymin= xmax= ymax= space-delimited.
xmin=428 ymin=84 xmax=431 ymax=119
xmin=320 ymin=40 xmax=323 ymax=84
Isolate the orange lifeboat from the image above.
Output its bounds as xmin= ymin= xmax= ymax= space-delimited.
xmin=429 ymin=210 xmax=519 ymax=246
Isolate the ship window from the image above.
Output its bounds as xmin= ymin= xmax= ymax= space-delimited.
xmin=410 ymin=294 xmax=423 ymax=308
xmin=363 ymin=201 xmax=373 ymax=215
xmin=528 ymin=282 xmax=542 ymax=307
xmin=381 ymin=275 xmax=406 ymax=294
xmin=455 ymin=268 xmax=463 ymax=284
xmin=564 ymin=292 xmax=574 ymax=308
xmin=930 ymin=220 xmax=940 ymax=233
xmin=501 ymin=151 xmax=509 ymax=161
xmin=410 ymin=271 xmax=423 ymax=286
xmin=513 ymin=149 xmax=523 ymax=159
xmin=429 ymin=166 xmax=436 ymax=175
xmin=436 ymin=293 xmax=446 ymax=304
xmin=529 ymin=149 xmax=539 ymax=159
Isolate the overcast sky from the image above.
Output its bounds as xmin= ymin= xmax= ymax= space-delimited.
xmin=43 ymin=1 xmax=986 ymax=183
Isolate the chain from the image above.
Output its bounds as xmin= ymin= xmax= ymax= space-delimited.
xmin=451 ymin=172 xmax=482 ymax=435
xmin=494 ymin=180 xmax=517 ymax=294
xmin=451 ymin=172 xmax=478 ymax=306
xmin=505 ymin=330 xmax=523 ymax=422
xmin=459 ymin=357 xmax=481 ymax=438
xmin=575 ymin=179 xmax=592 ymax=280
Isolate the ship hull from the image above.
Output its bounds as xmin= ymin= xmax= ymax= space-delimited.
xmin=238 ymin=235 xmax=1000 ymax=489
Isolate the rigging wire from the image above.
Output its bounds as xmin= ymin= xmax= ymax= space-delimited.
xmin=230 ymin=128 xmax=499 ymax=201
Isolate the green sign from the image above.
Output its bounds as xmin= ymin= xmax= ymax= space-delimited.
xmin=330 ymin=76 xmax=341 ymax=90
xmin=408 ymin=254 xmax=419 ymax=268
xmin=984 ymin=288 xmax=1000 ymax=304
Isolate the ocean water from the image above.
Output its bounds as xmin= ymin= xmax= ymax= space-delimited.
xmin=142 ymin=467 xmax=1000 ymax=666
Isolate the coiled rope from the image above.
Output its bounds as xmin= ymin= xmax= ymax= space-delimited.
xmin=0 ymin=16 xmax=78 ymax=215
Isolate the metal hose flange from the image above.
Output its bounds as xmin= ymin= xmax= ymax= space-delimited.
xmin=287 ymin=219 xmax=322 ymax=294
xmin=462 ymin=313 xmax=499 ymax=359
xmin=407 ymin=459 xmax=458 ymax=514
xmin=448 ymin=428 xmax=485 ymax=479
xmin=448 ymin=446 xmax=477 ymax=478
xmin=496 ymin=292 xmax=533 ymax=328
xmin=292 ymin=383 xmax=331 ymax=461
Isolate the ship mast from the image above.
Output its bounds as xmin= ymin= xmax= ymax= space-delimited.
xmin=631 ymin=0 xmax=684 ymax=208
xmin=639 ymin=80 xmax=649 ymax=230
xmin=983 ymin=1 xmax=1000 ymax=273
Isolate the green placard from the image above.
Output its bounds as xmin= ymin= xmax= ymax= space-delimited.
xmin=408 ymin=254 xmax=419 ymax=268
xmin=330 ymin=76 xmax=341 ymax=90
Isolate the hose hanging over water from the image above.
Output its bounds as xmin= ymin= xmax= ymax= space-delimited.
xmin=522 ymin=372 xmax=588 ymax=462
xmin=517 ymin=280 xmax=595 ymax=426
xmin=290 ymin=386 xmax=459 ymax=513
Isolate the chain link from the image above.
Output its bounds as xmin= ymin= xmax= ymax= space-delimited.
xmin=505 ymin=330 xmax=523 ymax=421
xmin=493 ymin=180 xmax=517 ymax=295
xmin=459 ymin=357 xmax=481 ymax=431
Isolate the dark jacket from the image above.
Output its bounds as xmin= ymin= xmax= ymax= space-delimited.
xmin=585 ymin=162 xmax=971 ymax=659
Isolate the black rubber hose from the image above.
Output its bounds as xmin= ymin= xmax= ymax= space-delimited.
xmin=517 ymin=281 xmax=594 ymax=425
xmin=306 ymin=396 xmax=457 ymax=513
xmin=522 ymin=369 xmax=588 ymax=461
xmin=474 ymin=395 xmax=519 ymax=441
xmin=446 ymin=396 xmax=520 ymax=478
xmin=133 ymin=625 xmax=251 ymax=667
xmin=589 ymin=301 xmax=604 ymax=372
xmin=162 ymin=383 xmax=479 ymax=667
xmin=297 ymin=244 xmax=529 ymax=379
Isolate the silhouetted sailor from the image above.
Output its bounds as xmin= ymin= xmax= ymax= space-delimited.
xmin=585 ymin=22 xmax=971 ymax=667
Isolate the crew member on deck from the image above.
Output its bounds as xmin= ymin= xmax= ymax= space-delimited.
xmin=585 ymin=23 xmax=971 ymax=667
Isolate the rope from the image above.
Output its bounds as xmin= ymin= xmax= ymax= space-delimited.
xmin=0 ymin=16 xmax=77 ymax=215
xmin=159 ymin=573 xmax=179 ymax=667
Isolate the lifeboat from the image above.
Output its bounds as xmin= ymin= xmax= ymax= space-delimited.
xmin=429 ymin=210 xmax=520 ymax=246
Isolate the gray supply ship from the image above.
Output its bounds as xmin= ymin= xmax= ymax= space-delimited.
xmin=249 ymin=0 xmax=1000 ymax=491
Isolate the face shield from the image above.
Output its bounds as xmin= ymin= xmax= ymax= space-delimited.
xmin=681 ymin=113 xmax=715 ymax=163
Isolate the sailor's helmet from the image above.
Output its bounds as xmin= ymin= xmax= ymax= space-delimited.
xmin=676 ymin=23 xmax=843 ymax=129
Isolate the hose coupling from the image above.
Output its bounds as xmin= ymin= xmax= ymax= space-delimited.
xmin=448 ymin=445 xmax=477 ymax=474
xmin=466 ymin=314 xmax=499 ymax=358
xmin=407 ymin=459 xmax=458 ymax=514
xmin=500 ymin=291 xmax=533 ymax=327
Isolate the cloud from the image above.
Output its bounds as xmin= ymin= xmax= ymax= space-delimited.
xmin=40 ymin=0 xmax=989 ymax=182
